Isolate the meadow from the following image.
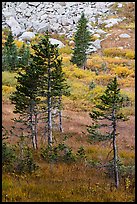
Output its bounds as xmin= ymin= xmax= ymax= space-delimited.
xmin=2 ymin=3 xmax=135 ymax=202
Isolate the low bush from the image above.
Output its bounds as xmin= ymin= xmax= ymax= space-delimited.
xmin=2 ymin=71 xmax=17 ymax=87
xmin=2 ymin=141 xmax=16 ymax=172
xmin=41 ymin=143 xmax=76 ymax=163
xmin=15 ymin=147 xmax=38 ymax=174
xmin=59 ymin=45 xmax=73 ymax=55
xmin=103 ymin=48 xmax=135 ymax=59
xmin=111 ymin=66 xmax=132 ymax=78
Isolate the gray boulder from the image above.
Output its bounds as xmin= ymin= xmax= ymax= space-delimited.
xmin=49 ymin=38 xmax=65 ymax=48
xmin=6 ymin=16 xmax=22 ymax=36
xmin=119 ymin=33 xmax=131 ymax=38
xmin=18 ymin=31 xmax=35 ymax=41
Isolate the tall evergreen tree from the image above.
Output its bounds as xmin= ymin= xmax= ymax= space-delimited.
xmin=10 ymin=60 xmax=44 ymax=149
xmin=87 ymin=77 xmax=129 ymax=188
xmin=2 ymin=31 xmax=18 ymax=72
xmin=31 ymin=32 xmax=69 ymax=146
xmin=70 ymin=12 xmax=91 ymax=69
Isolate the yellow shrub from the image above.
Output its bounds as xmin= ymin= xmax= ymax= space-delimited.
xmin=112 ymin=66 xmax=132 ymax=78
xmin=103 ymin=48 xmax=135 ymax=59
xmin=2 ymin=85 xmax=15 ymax=94
xmin=59 ymin=45 xmax=73 ymax=55
xmin=125 ymin=50 xmax=135 ymax=59
xmin=104 ymin=56 xmax=129 ymax=66
xmin=2 ymin=71 xmax=17 ymax=87
xmin=95 ymin=74 xmax=113 ymax=86
xmin=87 ymin=55 xmax=104 ymax=71
xmin=89 ymin=85 xmax=105 ymax=103
xmin=14 ymin=40 xmax=24 ymax=48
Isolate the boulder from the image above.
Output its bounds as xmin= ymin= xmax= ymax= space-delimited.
xmin=37 ymin=23 xmax=51 ymax=33
xmin=119 ymin=33 xmax=131 ymax=38
xmin=6 ymin=16 xmax=22 ymax=36
xmin=18 ymin=31 xmax=35 ymax=41
xmin=49 ymin=38 xmax=65 ymax=48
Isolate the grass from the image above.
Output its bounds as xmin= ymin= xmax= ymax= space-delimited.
xmin=2 ymin=158 xmax=135 ymax=202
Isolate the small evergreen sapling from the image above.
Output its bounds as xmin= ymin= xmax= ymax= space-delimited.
xmin=87 ymin=77 xmax=129 ymax=188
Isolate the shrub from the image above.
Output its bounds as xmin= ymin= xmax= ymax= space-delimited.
xmin=76 ymin=146 xmax=87 ymax=159
xmin=41 ymin=143 xmax=76 ymax=163
xmin=59 ymin=45 xmax=73 ymax=55
xmin=89 ymin=81 xmax=96 ymax=90
xmin=112 ymin=66 xmax=132 ymax=78
xmin=2 ymin=142 xmax=16 ymax=172
xmin=125 ymin=51 xmax=135 ymax=59
xmin=103 ymin=48 xmax=135 ymax=59
xmin=2 ymin=71 xmax=17 ymax=87
xmin=15 ymin=147 xmax=38 ymax=174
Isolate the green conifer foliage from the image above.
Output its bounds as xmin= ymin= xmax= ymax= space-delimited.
xmin=87 ymin=77 xmax=129 ymax=188
xmin=10 ymin=32 xmax=69 ymax=148
xmin=71 ymin=12 xmax=91 ymax=69
xmin=2 ymin=31 xmax=18 ymax=72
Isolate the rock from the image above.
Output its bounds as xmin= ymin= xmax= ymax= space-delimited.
xmin=119 ymin=33 xmax=131 ymax=38
xmin=50 ymin=23 xmax=60 ymax=32
xmin=40 ymin=14 xmax=48 ymax=21
xmin=93 ymin=39 xmax=102 ymax=49
xmin=104 ymin=18 xmax=123 ymax=28
xmin=49 ymin=38 xmax=65 ymax=48
xmin=95 ymin=29 xmax=107 ymax=35
xmin=69 ymin=40 xmax=74 ymax=46
xmin=28 ymin=2 xmax=40 ymax=7
xmin=93 ymin=34 xmax=100 ymax=39
xmin=6 ymin=16 xmax=22 ymax=36
xmin=37 ymin=23 xmax=51 ymax=33
xmin=2 ymin=1 xmax=124 ymax=44
xmin=117 ymin=3 xmax=123 ymax=8
xmin=18 ymin=31 xmax=35 ymax=41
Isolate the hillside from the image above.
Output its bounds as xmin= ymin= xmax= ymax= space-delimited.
xmin=2 ymin=2 xmax=135 ymax=202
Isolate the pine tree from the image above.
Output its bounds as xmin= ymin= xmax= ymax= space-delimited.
xmin=87 ymin=77 xmax=129 ymax=188
xmin=51 ymin=59 xmax=70 ymax=132
xmin=2 ymin=31 xmax=18 ymax=72
xmin=10 ymin=60 xmax=45 ymax=149
xmin=18 ymin=43 xmax=31 ymax=67
xmin=70 ymin=12 xmax=91 ymax=69
xmin=28 ymin=32 xmax=69 ymax=146
xmin=10 ymin=32 xmax=69 ymax=149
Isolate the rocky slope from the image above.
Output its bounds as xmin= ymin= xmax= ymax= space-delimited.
xmin=2 ymin=2 xmax=134 ymax=53
xmin=2 ymin=2 xmax=123 ymax=37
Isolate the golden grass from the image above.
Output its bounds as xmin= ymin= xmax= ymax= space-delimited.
xmin=2 ymin=160 xmax=135 ymax=202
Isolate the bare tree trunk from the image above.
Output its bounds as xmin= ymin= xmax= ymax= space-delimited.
xmin=47 ymin=62 xmax=52 ymax=147
xmin=30 ymin=102 xmax=37 ymax=150
xmin=34 ymin=112 xmax=38 ymax=149
xmin=58 ymin=96 xmax=63 ymax=132
xmin=47 ymin=95 xmax=52 ymax=147
xmin=112 ymin=108 xmax=119 ymax=188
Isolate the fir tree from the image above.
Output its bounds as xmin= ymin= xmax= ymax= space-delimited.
xmin=2 ymin=31 xmax=18 ymax=72
xmin=70 ymin=12 xmax=91 ymax=69
xmin=31 ymin=32 xmax=69 ymax=146
xmin=18 ymin=43 xmax=31 ymax=67
xmin=10 ymin=61 xmax=44 ymax=149
xmin=87 ymin=77 xmax=129 ymax=188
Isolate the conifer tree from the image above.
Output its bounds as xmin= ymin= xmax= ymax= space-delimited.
xmin=31 ymin=32 xmax=69 ymax=145
xmin=10 ymin=61 xmax=44 ymax=149
xmin=18 ymin=43 xmax=31 ymax=67
xmin=87 ymin=77 xmax=129 ymax=188
xmin=2 ymin=31 xmax=18 ymax=72
xmin=70 ymin=12 xmax=91 ymax=69
xmin=10 ymin=32 xmax=69 ymax=149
